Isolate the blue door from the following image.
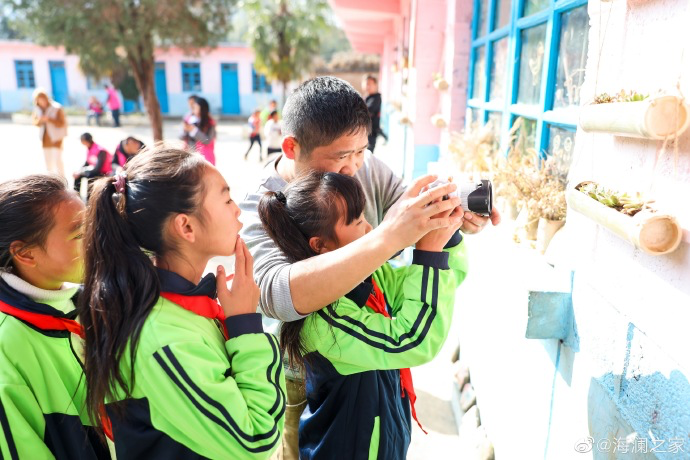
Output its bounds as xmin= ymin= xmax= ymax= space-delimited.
xmin=155 ymin=63 xmax=169 ymax=114
xmin=49 ymin=61 xmax=68 ymax=106
xmin=221 ymin=63 xmax=240 ymax=115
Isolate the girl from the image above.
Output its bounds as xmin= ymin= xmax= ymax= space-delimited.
xmin=32 ymin=88 xmax=68 ymax=177
xmin=244 ymin=109 xmax=262 ymax=161
xmin=80 ymin=147 xmax=285 ymax=459
xmin=181 ymin=96 xmax=217 ymax=165
xmin=258 ymin=172 xmax=467 ymax=460
xmin=0 ymin=175 xmax=110 ymax=459
xmin=74 ymin=133 xmax=113 ymax=198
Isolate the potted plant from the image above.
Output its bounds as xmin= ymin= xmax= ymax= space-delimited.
xmin=579 ymin=90 xmax=690 ymax=139
xmin=566 ymin=182 xmax=683 ymax=255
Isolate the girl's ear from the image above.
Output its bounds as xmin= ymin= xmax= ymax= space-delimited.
xmin=170 ymin=214 xmax=196 ymax=244
xmin=9 ymin=241 xmax=37 ymax=268
xmin=308 ymin=236 xmax=328 ymax=254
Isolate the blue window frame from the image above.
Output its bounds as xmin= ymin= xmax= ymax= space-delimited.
xmin=467 ymin=0 xmax=588 ymax=158
xmin=181 ymin=62 xmax=201 ymax=92
xmin=252 ymin=66 xmax=272 ymax=93
xmin=15 ymin=60 xmax=35 ymax=89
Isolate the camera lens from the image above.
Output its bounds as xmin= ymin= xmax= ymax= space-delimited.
xmin=459 ymin=180 xmax=492 ymax=216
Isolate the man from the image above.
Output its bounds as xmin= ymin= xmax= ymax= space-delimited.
xmin=363 ymin=75 xmax=382 ymax=153
xmin=240 ymin=76 xmax=500 ymax=459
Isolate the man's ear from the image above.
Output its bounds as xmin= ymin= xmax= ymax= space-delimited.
xmin=170 ymin=214 xmax=196 ymax=244
xmin=308 ymin=236 xmax=330 ymax=254
xmin=282 ymin=136 xmax=300 ymax=160
xmin=9 ymin=241 xmax=37 ymax=268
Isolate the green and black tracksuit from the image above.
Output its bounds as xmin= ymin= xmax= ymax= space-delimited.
xmin=106 ymin=268 xmax=286 ymax=459
xmin=299 ymin=233 xmax=468 ymax=460
xmin=0 ymin=277 xmax=110 ymax=460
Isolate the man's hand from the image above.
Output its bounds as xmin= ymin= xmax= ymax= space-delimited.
xmin=460 ymin=207 xmax=501 ymax=234
xmin=378 ymin=174 xmax=464 ymax=252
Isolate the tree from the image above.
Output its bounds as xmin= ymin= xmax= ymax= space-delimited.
xmin=243 ymin=0 xmax=329 ymax=105
xmin=4 ymin=0 xmax=236 ymax=140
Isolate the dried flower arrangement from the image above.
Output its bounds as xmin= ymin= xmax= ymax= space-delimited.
xmin=447 ymin=120 xmax=500 ymax=174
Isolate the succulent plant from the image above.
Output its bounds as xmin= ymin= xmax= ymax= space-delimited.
xmin=577 ymin=182 xmax=647 ymax=216
xmin=593 ymin=90 xmax=648 ymax=104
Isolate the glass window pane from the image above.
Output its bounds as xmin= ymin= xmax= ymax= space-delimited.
xmin=472 ymin=46 xmax=486 ymax=100
xmin=553 ymin=6 xmax=589 ymax=109
xmin=523 ymin=0 xmax=550 ymax=17
xmin=467 ymin=107 xmax=483 ymax=128
xmin=488 ymin=111 xmax=503 ymax=144
xmin=511 ymin=116 xmax=537 ymax=150
xmin=548 ymin=125 xmax=575 ymax=179
xmin=495 ymin=0 xmax=512 ymax=29
xmin=490 ymin=38 xmax=509 ymax=103
xmin=517 ymin=24 xmax=547 ymax=106
xmin=477 ymin=0 xmax=489 ymax=37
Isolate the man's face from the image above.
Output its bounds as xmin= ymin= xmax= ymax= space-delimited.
xmin=294 ymin=129 xmax=369 ymax=177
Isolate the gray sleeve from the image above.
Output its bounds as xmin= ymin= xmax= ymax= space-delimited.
xmin=239 ymin=192 xmax=307 ymax=322
xmin=368 ymin=154 xmax=407 ymax=220
xmin=192 ymin=124 xmax=215 ymax=145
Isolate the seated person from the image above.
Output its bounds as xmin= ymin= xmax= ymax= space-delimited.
xmin=86 ymin=96 xmax=104 ymax=126
xmin=73 ymin=132 xmax=113 ymax=199
xmin=112 ymin=136 xmax=146 ymax=173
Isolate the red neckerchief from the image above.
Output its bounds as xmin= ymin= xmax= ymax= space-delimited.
xmin=160 ymin=292 xmax=228 ymax=339
xmin=365 ymin=281 xmax=427 ymax=434
xmin=0 ymin=299 xmax=113 ymax=440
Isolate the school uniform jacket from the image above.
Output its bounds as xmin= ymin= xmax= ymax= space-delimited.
xmin=299 ymin=233 xmax=468 ymax=460
xmin=106 ymin=269 xmax=286 ymax=459
xmin=0 ymin=279 xmax=110 ymax=460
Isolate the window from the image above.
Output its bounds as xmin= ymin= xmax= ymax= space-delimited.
xmin=182 ymin=62 xmax=201 ymax=92
xmin=252 ymin=66 xmax=272 ymax=93
xmin=15 ymin=60 xmax=35 ymax=89
xmin=86 ymin=76 xmax=108 ymax=90
xmin=468 ymin=0 xmax=589 ymax=160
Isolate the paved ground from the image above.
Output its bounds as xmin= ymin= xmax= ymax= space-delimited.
xmin=1 ymin=117 xmax=462 ymax=459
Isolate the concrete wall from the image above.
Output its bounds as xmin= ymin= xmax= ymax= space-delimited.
xmin=0 ymin=40 xmax=282 ymax=116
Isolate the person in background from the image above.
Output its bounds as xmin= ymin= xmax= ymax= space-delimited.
xmin=0 ymin=175 xmax=111 ymax=459
xmin=105 ymin=84 xmax=121 ymax=128
xmin=260 ymin=100 xmax=279 ymax=125
xmin=245 ymin=109 xmax=263 ymax=161
xmin=183 ymin=94 xmax=198 ymax=124
xmin=264 ymin=110 xmax=282 ymax=158
xmin=73 ymin=133 xmax=113 ymax=198
xmin=31 ymin=88 xmax=67 ymax=177
xmin=112 ymin=136 xmax=146 ymax=174
xmin=362 ymin=75 xmax=382 ymax=153
xmin=181 ymin=96 xmax=217 ymax=165
xmin=86 ymin=96 xmax=104 ymax=126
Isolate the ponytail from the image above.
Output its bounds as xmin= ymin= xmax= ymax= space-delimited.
xmin=257 ymin=171 xmax=366 ymax=369
xmin=80 ymin=146 xmax=207 ymax=426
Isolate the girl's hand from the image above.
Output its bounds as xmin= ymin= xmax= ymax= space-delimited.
xmin=216 ymin=237 xmax=260 ymax=317
xmin=415 ymin=189 xmax=464 ymax=252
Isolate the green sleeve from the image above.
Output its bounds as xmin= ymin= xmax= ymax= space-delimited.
xmin=0 ymin=383 xmax=53 ymax=459
xmin=136 ymin=332 xmax=286 ymax=459
xmin=302 ymin=242 xmax=465 ymax=375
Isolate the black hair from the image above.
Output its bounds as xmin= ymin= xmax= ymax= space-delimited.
xmin=258 ymin=171 xmax=366 ymax=368
xmin=125 ymin=136 xmax=145 ymax=149
xmin=80 ymin=146 xmax=208 ymax=427
xmin=81 ymin=132 xmax=94 ymax=144
xmin=188 ymin=94 xmax=197 ymax=101
xmin=365 ymin=75 xmax=378 ymax=85
xmin=194 ymin=96 xmax=212 ymax=133
xmin=0 ymin=175 xmax=75 ymax=270
xmin=269 ymin=110 xmax=278 ymax=118
xmin=281 ymin=76 xmax=371 ymax=155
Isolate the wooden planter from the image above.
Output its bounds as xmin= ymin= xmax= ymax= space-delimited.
xmin=566 ymin=185 xmax=682 ymax=255
xmin=579 ymin=95 xmax=690 ymax=139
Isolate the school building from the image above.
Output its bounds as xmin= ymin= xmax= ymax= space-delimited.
xmin=331 ymin=0 xmax=690 ymax=457
xmin=0 ymin=40 xmax=282 ymax=116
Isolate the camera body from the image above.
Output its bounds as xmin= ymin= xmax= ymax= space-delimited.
xmin=428 ymin=178 xmax=493 ymax=216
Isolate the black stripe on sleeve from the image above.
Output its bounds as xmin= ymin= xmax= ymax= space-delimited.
xmin=263 ymin=334 xmax=286 ymax=416
xmin=0 ymin=399 xmax=19 ymax=460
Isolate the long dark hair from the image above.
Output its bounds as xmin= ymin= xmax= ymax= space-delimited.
xmin=0 ymin=175 xmax=74 ymax=270
xmin=258 ymin=171 xmax=365 ymax=368
xmin=79 ymin=146 xmax=207 ymax=426
xmin=194 ymin=96 xmax=212 ymax=133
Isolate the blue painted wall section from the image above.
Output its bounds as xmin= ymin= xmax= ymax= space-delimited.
xmin=412 ymin=144 xmax=440 ymax=178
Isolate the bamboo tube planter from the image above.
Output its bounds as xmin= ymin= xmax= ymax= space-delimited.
xmin=579 ymin=95 xmax=690 ymax=139
xmin=566 ymin=184 xmax=683 ymax=255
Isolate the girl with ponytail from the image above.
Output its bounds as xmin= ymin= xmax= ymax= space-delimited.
xmin=258 ymin=171 xmax=468 ymax=460
xmin=80 ymin=146 xmax=285 ymax=459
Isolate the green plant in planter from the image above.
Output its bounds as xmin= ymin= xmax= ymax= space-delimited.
xmin=576 ymin=182 xmax=647 ymax=216
xmin=593 ymin=90 xmax=648 ymax=104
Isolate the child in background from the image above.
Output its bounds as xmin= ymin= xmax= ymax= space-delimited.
xmin=181 ymin=96 xmax=217 ymax=165
xmin=263 ymin=110 xmax=282 ymax=158
xmin=0 ymin=175 xmax=111 ymax=459
xmin=112 ymin=136 xmax=146 ymax=174
xmin=259 ymin=172 xmax=467 ymax=460
xmin=86 ymin=96 xmax=104 ymax=126
xmin=245 ymin=109 xmax=263 ymax=161
xmin=74 ymin=133 xmax=113 ymax=199
xmin=80 ymin=147 xmax=285 ymax=459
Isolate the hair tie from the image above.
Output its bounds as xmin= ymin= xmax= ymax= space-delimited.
xmin=275 ymin=190 xmax=287 ymax=204
xmin=114 ymin=172 xmax=127 ymax=194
